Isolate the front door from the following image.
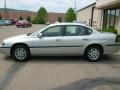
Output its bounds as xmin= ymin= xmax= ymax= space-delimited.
xmin=32 ymin=26 xmax=63 ymax=55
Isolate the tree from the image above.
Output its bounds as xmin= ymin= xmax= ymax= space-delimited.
xmin=19 ymin=15 xmax=23 ymax=20
xmin=57 ymin=16 xmax=62 ymax=23
xmin=0 ymin=15 xmax=1 ymax=20
xmin=34 ymin=7 xmax=48 ymax=24
xmin=65 ymin=8 xmax=76 ymax=22
xmin=26 ymin=16 xmax=31 ymax=22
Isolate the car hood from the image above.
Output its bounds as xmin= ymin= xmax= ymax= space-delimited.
xmin=4 ymin=34 xmax=28 ymax=42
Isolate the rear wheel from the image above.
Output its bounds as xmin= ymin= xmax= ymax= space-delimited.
xmin=11 ymin=45 xmax=30 ymax=61
xmin=84 ymin=46 xmax=103 ymax=62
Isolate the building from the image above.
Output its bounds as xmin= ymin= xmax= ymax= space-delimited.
xmin=96 ymin=0 xmax=120 ymax=33
xmin=76 ymin=3 xmax=102 ymax=30
xmin=0 ymin=8 xmax=65 ymax=24
xmin=77 ymin=0 xmax=120 ymax=33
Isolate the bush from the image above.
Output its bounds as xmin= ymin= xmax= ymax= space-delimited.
xmin=116 ymin=35 xmax=120 ymax=42
xmin=102 ymin=28 xmax=117 ymax=34
xmin=19 ymin=15 xmax=23 ymax=20
xmin=26 ymin=16 xmax=31 ymax=22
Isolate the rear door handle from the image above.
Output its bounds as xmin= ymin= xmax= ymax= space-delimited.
xmin=83 ymin=38 xmax=88 ymax=41
xmin=56 ymin=39 xmax=61 ymax=42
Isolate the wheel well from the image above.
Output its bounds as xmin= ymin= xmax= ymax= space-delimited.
xmin=10 ymin=43 xmax=30 ymax=56
xmin=85 ymin=44 xmax=104 ymax=54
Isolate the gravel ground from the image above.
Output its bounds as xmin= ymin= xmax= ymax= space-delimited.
xmin=0 ymin=25 xmax=120 ymax=90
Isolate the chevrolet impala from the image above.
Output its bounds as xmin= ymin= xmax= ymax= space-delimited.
xmin=0 ymin=23 xmax=120 ymax=62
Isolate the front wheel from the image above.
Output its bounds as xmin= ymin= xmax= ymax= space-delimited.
xmin=84 ymin=46 xmax=103 ymax=62
xmin=11 ymin=45 xmax=30 ymax=61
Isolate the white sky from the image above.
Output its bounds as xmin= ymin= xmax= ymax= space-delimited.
xmin=0 ymin=0 xmax=96 ymax=13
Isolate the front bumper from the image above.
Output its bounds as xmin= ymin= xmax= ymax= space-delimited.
xmin=0 ymin=44 xmax=11 ymax=55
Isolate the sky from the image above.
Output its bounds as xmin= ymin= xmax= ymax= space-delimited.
xmin=0 ymin=0 xmax=96 ymax=13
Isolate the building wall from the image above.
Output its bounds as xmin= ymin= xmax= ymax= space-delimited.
xmin=115 ymin=16 xmax=120 ymax=34
xmin=96 ymin=0 xmax=120 ymax=8
xmin=77 ymin=5 xmax=102 ymax=30
xmin=0 ymin=11 xmax=36 ymax=20
xmin=77 ymin=6 xmax=92 ymax=26
xmin=0 ymin=11 xmax=65 ymax=24
xmin=92 ymin=8 xmax=102 ymax=29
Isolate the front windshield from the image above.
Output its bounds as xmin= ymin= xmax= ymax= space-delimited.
xmin=28 ymin=26 xmax=48 ymax=36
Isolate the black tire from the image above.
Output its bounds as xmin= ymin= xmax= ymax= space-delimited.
xmin=84 ymin=46 xmax=103 ymax=62
xmin=11 ymin=45 xmax=30 ymax=61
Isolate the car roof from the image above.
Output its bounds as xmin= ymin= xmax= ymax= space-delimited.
xmin=49 ymin=22 xmax=87 ymax=26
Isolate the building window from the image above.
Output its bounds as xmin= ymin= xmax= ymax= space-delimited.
xmin=103 ymin=8 xmax=120 ymax=29
xmin=109 ymin=10 xmax=116 ymax=28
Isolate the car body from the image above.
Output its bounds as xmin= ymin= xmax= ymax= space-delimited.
xmin=9 ymin=18 xmax=17 ymax=25
xmin=0 ymin=20 xmax=11 ymax=26
xmin=0 ymin=20 xmax=4 ymax=26
xmin=15 ymin=20 xmax=32 ymax=28
xmin=0 ymin=23 xmax=120 ymax=61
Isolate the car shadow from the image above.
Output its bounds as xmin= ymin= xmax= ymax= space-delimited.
xmin=4 ymin=53 xmax=120 ymax=64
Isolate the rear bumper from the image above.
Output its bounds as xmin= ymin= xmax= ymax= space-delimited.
xmin=0 ymin=45 xmax=11 ymax=55
xmin=104 ymin=44 xmax=120 ymax=53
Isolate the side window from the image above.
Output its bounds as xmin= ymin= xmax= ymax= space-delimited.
xmin=66 ymin=26 xmax=79 ymax=36
xmin=65 ymin=25 xmax=92 ymax=36
xmin=79 ymin=26 xmax=92 ymax=35
xmin=42 ymin=26 xmax=62 ymax=37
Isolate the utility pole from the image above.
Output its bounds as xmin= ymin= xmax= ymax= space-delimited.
xmin=74 ymin=0 xmax=77 ymax=20
xmin=4 ymin=0 xmax=8 ymax=19
xmin=74 ymin=0 xmax=76 ymax=12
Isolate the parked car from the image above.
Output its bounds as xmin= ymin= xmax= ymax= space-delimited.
xmin=0 ymin=20 xmax=11 ymax=26
xmin=0 ymin=20 xmax=4 ymax=26
xmin=15 ymin=20 xmax=32 ymax=28
xmin=0 ymin=23 xmax=120 ymax=62
xmin=4 ymin=20 xmax=12 ymax=26
xmin=9 ymin=18 xmax=17 ymax=25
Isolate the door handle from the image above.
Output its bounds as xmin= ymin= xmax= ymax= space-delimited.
xmin=83 ymin=38 xmax=88 ymax=41
xmin=56 ymin=39 xmax=61 ymax=42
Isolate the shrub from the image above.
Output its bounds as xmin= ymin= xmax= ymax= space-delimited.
xmin=19 ymin=15 xmax=23 ymax=20
xmin=102 ymin=28 xmax=117 ymax=34
xmin=116 ymin=35 xmax=120 ymax=42
xmin=26 ymin=16 xmax=31 ymax=22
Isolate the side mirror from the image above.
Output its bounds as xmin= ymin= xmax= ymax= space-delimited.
xmin=37 ymin=33 xmax=42 ymax=38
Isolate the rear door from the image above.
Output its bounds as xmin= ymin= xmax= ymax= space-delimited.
xmin=62 ymin=25 xmax=92 ymax=55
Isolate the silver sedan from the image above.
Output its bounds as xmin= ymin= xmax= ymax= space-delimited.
xmin=0 ymin=23 xmax=120 ymax=62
